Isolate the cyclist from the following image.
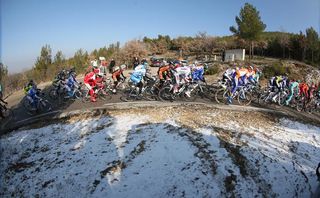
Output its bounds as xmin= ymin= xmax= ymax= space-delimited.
xmin=228 ymin=67 xmax=249 ymax=104
xmin=172 ymin=65 xmax=192 ymax=94
xmin=65 ymin=71 xmax=80 ymax=98
xmin=158 ymin=61 xmax=171 ymax=82
xmin=222 ymin=68 xmax=235 ymax=84
xmin=26 ymin=82 xmax=41 ymax=110
xmin=0 ymin=97 xmax=8 ymax=119
xmin=24 ymin=80 xmax=37 ymax=94
xmin=308 ymin=82 xmax=317 ymax=102
xmin=84 ymin=71 xmax=97 ymax=102
xmin=112 ymin=64 xmax=127 ymax=93
xmin=285 ymin=79 xmax=300 ymax=106
xmin=299 ymin=82 xmax=309 ymax=99
xmin=246 ymin=66 xmax=257 ymax=85
xmin=253 ymin=67 xmax=262 ymax=84
xmin=271 ymin=75 xmax=288 ymax=102
xmin=191 ymin=64 xmax=205 ymax=82
xmin=130 ymin=63 xmax=147 ymax=94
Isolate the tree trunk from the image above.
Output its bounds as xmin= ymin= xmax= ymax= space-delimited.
xmin=312 ymin=50 xmax=314 ymax=63
xmin=302 ymin=47 xmax=306 ymax=61
xmin=251 ymin=41 xmax=254 ymax=59
xmin=249 ymin=42 xmax=252 ymax=60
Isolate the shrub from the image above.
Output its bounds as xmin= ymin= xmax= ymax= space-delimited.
xmin=205 ymin=66 xmax=219 ymax=75
xmin=262 ymin=62 xmax=289 ymax=79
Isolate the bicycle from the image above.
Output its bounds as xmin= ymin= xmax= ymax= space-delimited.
xmin=104 ymin=76 xmax=127 ymax=94
xmin=81 ymin=83 xmax=112 ymax=103
xmin=0 ymin=100 xmax=13 ymax=121
xmin=158 ymin=81 xmax=197 ymax=102
xmin=222 ymin=85 xmax=252 ymax=106
xmin=24 ymin=96 xmax=52 ymax=115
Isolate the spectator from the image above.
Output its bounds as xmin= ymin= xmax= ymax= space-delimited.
xmin=99 ymin=57 xmax=107 ymax=76
xmin=133 ymin=57 xmax=140 ymax=69
xmin=109 ymin=58 xmax=116 ymax=73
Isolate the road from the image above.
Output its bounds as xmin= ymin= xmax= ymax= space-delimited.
xmin=1 ymin=67 xmax=319 ymax=134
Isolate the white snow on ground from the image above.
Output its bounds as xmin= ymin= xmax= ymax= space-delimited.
xmin=1 ymin=111 xmax=320 ymax=198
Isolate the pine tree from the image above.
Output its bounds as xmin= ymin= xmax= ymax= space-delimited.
xmin=34 ymin=45 xmax=52 ymax=79
xmin=230 ymin=3 xmax=266 ymax=59
xmin=306 ymin=27 xmax=319 ymax=63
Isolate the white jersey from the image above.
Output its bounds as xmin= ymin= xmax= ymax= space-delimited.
xmin=175 ymin=66 xmax=191 ymax=77
xmin=224 ymin=68 xmax=235 ymax=77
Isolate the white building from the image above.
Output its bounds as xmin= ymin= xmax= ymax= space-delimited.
xmin=224 ymin=49 xmax=245 ymax=62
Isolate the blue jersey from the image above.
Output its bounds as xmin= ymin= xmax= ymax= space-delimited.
xmin=27 ymin=87 xmax=38 ymax=99
xmin=192 ymin=67 xmax=204 ymax=81
xmin=130 ymin=72 xmax=144 ymax=84
xmin=67 ymin=75 xmax=77 ymax=87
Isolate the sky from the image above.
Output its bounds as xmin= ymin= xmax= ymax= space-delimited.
xmin=1 ymin=0 xmax=319 ymax=73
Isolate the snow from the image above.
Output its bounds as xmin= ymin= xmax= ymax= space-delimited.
xmin=1 ymin=112 xmax=320 ymax=197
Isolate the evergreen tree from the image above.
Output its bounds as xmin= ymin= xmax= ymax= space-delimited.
xmin=53 ymin=50 xmax=65 ymax=70
xmin=230 ymin=3 xmax=266 ymax=59
xmin=306 ymin=27 xmax=319 ymax=63
xmin=34 ymin=44 xmax=52 ymax=78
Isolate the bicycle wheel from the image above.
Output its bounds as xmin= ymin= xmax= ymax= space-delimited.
xmin=215 ymin=88 xmax=226 ymax=104
xmin=39 ymin=100 xmax=52 ymax=113
xmin=296 ymin=101 xmax=304 ymax=112
xmin=74 ymin=89 xmax=83 ymax=100
xmin=1 ymin=107 xmax=13 ymax=120
xmin=183 ymin=87 xmax=198 ymax=102
xmin=81 ymin=90 xmax=90 ymax=103
xmin=142 ymin=86 xmax=158 ymax=101
xmin=49 ymin=88 xmax=59 ymax=100
xmin=117 ymin=82 xmax=128 ymax=92
xmin=23 ymin=98 xmax=35 ymax=112
xmin=158 ymin=86 xmax=174 ymax=102
xmin=120 ymin=89 xmax=138 ymax=102
xmin=97 ymin=89 xmax=112 ymax=101
xmin=200 ymin=85 xmax=215 ymax=101
xmin=237 ymin=90 xmax=252 ymax=106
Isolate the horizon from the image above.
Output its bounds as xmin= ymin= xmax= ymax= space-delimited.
xmin=1 ymin=0 xmax=319 ymax=74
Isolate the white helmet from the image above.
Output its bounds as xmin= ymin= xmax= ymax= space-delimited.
xmin=120 ymin=64 xmax=127 ymax=70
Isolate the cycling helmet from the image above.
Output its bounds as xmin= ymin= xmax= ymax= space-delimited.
xmin=141 ymin=58 xmax=147 ymax=64
xmin=120 ymin=64 xmax=127 ymax=70
xmin=70 ymin=71 xmax=77 ymax=77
